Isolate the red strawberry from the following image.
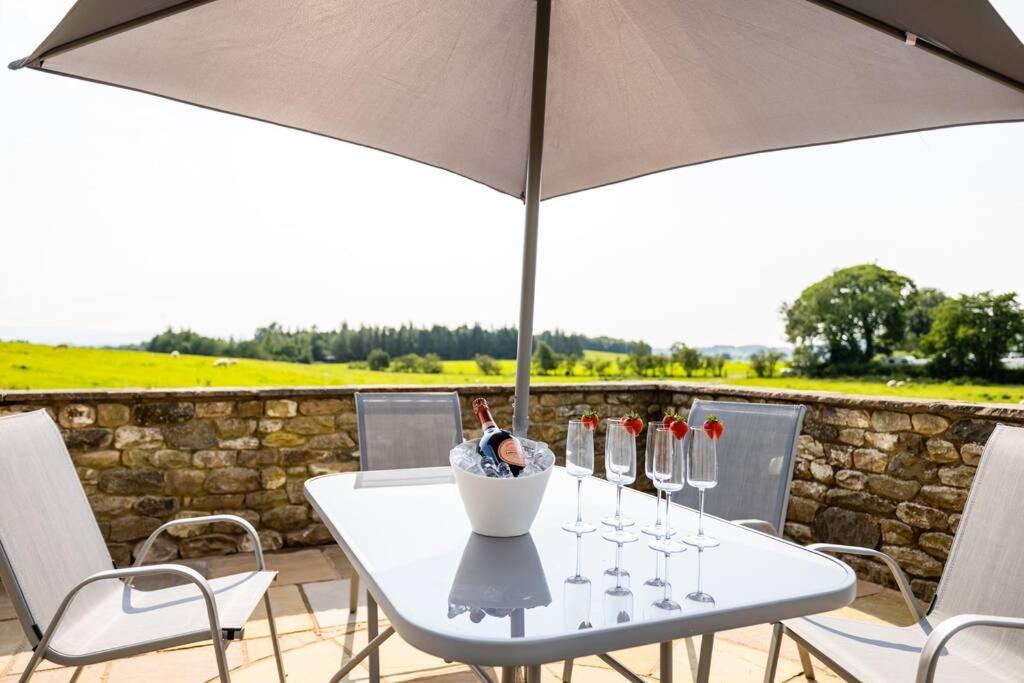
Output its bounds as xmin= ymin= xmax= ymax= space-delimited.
xmin=703 ymin=415 xmax=725 ymax=440
xmin=581 ymin=408 xmax=599 ymax=431
xmin=621 ymin=411 xmax=643 ymax=437
xmin=670 ymin=420 xmax=689 ymax=440
xmin=662 ymin=410 xmax=678 ymax=430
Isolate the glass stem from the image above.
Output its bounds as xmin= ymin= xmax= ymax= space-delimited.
xmin=575 ymin=534 xmax=582 ymax=577
xmin=663 ymin=492 xmax=672 ymax=538
xmin=697 ymin=489 xmax=706 ymax=537
xmin=615 ymin=484 xmax=624 ymax=531
xmin=663 ymin=553 xmax=671 ymax=600
xmin=655 ymin=489 xmax=664 ymax=526
xmin=576 ymin=478 xmax=584 ymax=524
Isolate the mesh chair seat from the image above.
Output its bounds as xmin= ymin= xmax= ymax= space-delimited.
xmin=48 ymin=570 xmax=275 ymax=662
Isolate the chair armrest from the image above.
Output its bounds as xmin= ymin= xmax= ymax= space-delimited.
xmin=733 ymin=519 xmax=778 ymax=535
xmin=34 ymin=564 xmax=223 ymax=654
xmin=916 ymin=614 xmax=1024 ymax=683
xmin=134 ymin=514 xmax=265 ymax=570
xmin=807 ymin=543 xmax=923 ymax=620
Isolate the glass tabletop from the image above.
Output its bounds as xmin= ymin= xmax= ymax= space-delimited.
xmin=305 ymin=466 xmax=855 ymax=665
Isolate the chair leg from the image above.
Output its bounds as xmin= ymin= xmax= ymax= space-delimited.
xmin=797 ymin=644 xmax=816 ymax=680
xmin=501 ymin=667 xmax=517 ymax=683
xmin=525 ymin=665 xmax=542 ymax=683
xmin=349 ymin=574 xmax=360 ymax=615
xmin=17 ymin=647 xmax=45 ymax=683
xmin=263 ymin=593 xmax=287 ymax=682
xmin=367 ymin=593 xmax=380 ymax=683
xmin=696 ymin=633 xmax=714 ymax=683
xmin=562 ymin=659 xmax=573 ymax=683
xmin=68 ymin=667 xmax=85 ymax=683
xmin=211 ymin=633 xmax=231 ymax=682
xmin=763 ymin=623 xmax=784 ymax=683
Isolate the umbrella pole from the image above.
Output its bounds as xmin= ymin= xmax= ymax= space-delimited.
xmin=512 ymin=0 xmax=551 ymax=438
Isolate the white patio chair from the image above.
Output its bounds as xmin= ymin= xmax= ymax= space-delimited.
xmin=764 ymin=424 xmax=1024 ymax=683
xmin=0 ymin=410 xmax=285 ymax=683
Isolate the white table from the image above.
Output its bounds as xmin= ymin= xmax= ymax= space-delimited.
xmin=305 ymin=466 xmax=855 ymax=683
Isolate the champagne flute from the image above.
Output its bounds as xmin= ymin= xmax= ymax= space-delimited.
xmin=648 ymin=428 xmax=686 ymax=554
xmin=641 ymin=421 xmax=674 ymax=538
xmin=564 ymin=533 xmax=593 ymax=630
xmin=562 ymin=420 xmax=596 ymax=534
xmin=682 ymin=430 xmax=720 ymax=548
xmin=601 ymin=420 xmax=638 ymax=543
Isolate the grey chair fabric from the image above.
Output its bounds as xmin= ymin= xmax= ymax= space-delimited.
xmin=780 ymin=425 xmax=1024 ymax=682
xmin=355 ymin=392 xmax=464 ymax=472
xmin=673 ymin=400 xmax=806 ymax=534
xmin=0 ymin=410 xmax=279 ymax=676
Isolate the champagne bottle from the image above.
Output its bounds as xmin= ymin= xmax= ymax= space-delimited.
xmin=472 ymin=398 xmax=525 ymax=477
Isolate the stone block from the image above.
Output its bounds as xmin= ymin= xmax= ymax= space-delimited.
xmin=787 ymin=496 xmax=820 ymax=524
xmin=261 ymin=466 xmax=287 ymax=490
xmin=245 ymin=489 xmax=289 ymax=510
xmin=883 ymin=545 xmax=943 ymax=577
xmin=114 ymin=426 xmax=163 ymax=449
xmin=949 ymin=513 xmax=962 ymax=534
xmin=852 ymin=448 xmax=889 ymax=473
xmin=880 ymin=519 xmax=914 ymax=545
xmin=193 ymin=450 xmax=237 ymax=468
xmin=263 ymin=431 xmax=307 ymax=448
xmin=919 ymin=532 xmax=954 ymax=559
xmin=790 ymin=480 xmax=828 ymax=502
xmin=871 ymin=410 xmax=911 ymax=433
xmin=925 ymin=438 xmax=959 ymax=464
xmin=810 ymin=460 xmax=834 ymax=484
xmin=189 ymin=494 xmax=244 ymax=510
xmin=150 ymin=449 xmax=191 ymax=469
xmin=136 ymin=402 xmax=195 ymax=425
xmin=97 ymin=403 xmax=130 ymax=427
xmin=784 ymin=522 xmax=813 ymax=545
xmin=204 ymin=467 xmax=260 ymax=493
xmin=134 ymin=495 xmax=180 ymax=517
xmin=948 ymin=419 xmax=995 ymax=443
xmin=241 ymin=529 xmax=284 ymax=553
xmin=919 ymin=485 xmax=968 ymax=511
xmin=285 ymin=524 xmax=333 ymax=546
xmin=834 ymin=469 xmax=867 ymax=490
xmin=237 ymin=450 xmax=279 ymax=467
xmin=133 ymin=534 xmax=179 ymax=563
xmin=166 ymin=511 xmax=211 ymax=538
xmin=865 ymin=475 xmax=920 ymax=501
xmin=179 ymin=534 xmax=239 ymax=558
xmin=280 ymin=449 xmax=317 ymax=466
xmin=812 ymin=506 xmax=879 ymax=548
xmin=824 ymin=489 xmax=896 ymax=516
xmin=308 ymin=432 xmax=356 ymax=449
xmin=284 ymin=416 xmax=335 ymax=435
xmin=823 ymin=407 xmax=870 ymax=429
xmin=196 ymin=401 xmax=235 ymax=418
xmin=165 ymin=469 xmax=206 ymax=495
xmin=864 ymin=431 xmax=898 ymax=452
xmin=262 ymin=505 xmax=310 ymax=531
xmin=309 ymin=461 xmax=358 ymax=476
xmin=887 ymin=452 xmax=938 ymax=483
xmin=299 ymin=399 xmax=346 ymax=415
xmin=65 ymin=427 xmax=114 ymax=450
xmin=961 ymin=443 xmax=984 ymax=466
xmin=937 ymin=465 xmax=975 ymax=488
xmin=238 ymin=400 xmax=263 ymax=417
xmin=911 ymin=414 xmax=950 ymax=436
xmin=826 ymin=445 xmax=853 ymax=468
xmin=896 ymin=502 xmax=948 ymax=530
xmin=911 ymin=579 xmax=938 ymax=602
xmin=73 ymin=450 xmax=120 ymax=469
xmin=266 ymin=399 xmax=298 ymax=418
xmin=219 ymin=436 xmax=260 ymax=450
xmin=59 ymin=404 xmax=96 ymax=428
xmin=837 ymin=428 xmax=865 ymax=447
xmin=213 ymin=417 xmax=256 ymax=439
xmin=99 ymin=468 xmax=165 ymax=494
xmin=89 ymin=494 xmax=135 ymax=518
xmin=165 ymin=420 xmax=218 ymax=449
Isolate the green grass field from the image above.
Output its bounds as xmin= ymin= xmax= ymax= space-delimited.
xmin=2 ymin=341 xmax=1022 ymax=405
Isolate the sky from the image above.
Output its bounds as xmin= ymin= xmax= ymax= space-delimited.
xmin=2 ymin=1 xmax=1023 ymax=350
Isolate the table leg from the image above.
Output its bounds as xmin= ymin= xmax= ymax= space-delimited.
xmin=501 ymin=667 xmax=517 ymax=683
xmin=660 ymin=641 xmax=672 ymax=683
xmin=525 ymin=665 xmax=542 ymax=683
xmin=368 ymin=593 xmax=380 ymax=683
xmin=696 ymin=633 xmax=714 ymax=683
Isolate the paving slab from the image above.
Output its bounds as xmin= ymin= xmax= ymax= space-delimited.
xmin=247 ymin=584 xmax=315 ymax=638
xmin=303 ymin=578 xmax=370 ymax=630
xmin=209 ymin=548 xmax=340 ymax=585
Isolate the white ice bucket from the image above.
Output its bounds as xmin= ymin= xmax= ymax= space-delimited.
xmin=450 ymin=438 xmax=554 ymax=537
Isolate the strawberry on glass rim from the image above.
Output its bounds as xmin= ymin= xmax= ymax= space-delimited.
xmin=670 ymin=419 xmax=689 ymax=440
xmin=621 ymin=411 xmax=643 ymax=437
xmin=581 ymin=408 xmax=599 ymax=431
xmin=662 ymin=410 xmax=679 ymax=430
xmin=703 ymin=414 xmax=725 ymax=440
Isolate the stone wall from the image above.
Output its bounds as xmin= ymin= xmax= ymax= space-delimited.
xmin=2 ymin=383 xmax=1022 ymax=600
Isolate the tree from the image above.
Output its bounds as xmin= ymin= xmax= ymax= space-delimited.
xmin=627 ymin=341 xmax=654 ymax=376
xmin=921 ymin=292 xmax=1024 ymax=378
xmin=903 ymin=287 xmax=948 ymax=351
xmin=474 ymin=354 xmax=502 ymax=376
xmin=391 ymin=353 xmax=423 ymax=373
xmin=782 ymin=264 xmax=915 ymax=364
xmin=563 ymin=353 xmax=581 ymax=376
xmin=367 ymin=348 xmax=390 ymax=371
xmin=749 ymin=350 xmax=785 ymax=378
xmin=670 ymin=342 xmax=702 ymax=377
xmin=532 ymin=340 xmax=561 ymax=375
xmin=420 ymin=353 xmax=443 ymax=374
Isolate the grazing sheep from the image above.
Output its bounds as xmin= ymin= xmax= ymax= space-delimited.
xmin=170 ymin=350 xmax=180 ymax=358
xmin=213 ymin=358 xmax=230 ymax=367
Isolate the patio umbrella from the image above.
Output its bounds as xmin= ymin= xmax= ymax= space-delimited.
xmin=11 ymin=0 xmax=1024 ymax=435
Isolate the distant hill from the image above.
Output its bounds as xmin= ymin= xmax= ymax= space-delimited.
xmin=698 ymin=344 xmax=792 ymax=360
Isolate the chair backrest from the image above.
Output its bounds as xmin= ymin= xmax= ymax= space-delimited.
xmin=355 ymin=392 xmax=464 ymax=471
xmin=672 ymin=400 xmax=805 ymax=534
xmin=931 ymin=425 xmax=1024 ymax=664
xmin=0 ymin=410 xmax=113 ymax=645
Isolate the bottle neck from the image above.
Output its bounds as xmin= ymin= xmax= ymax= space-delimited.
xmin=473 ymin=400 xmax=497 ymax=431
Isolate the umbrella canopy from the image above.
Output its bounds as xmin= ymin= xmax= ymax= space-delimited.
xmin=12 ymin=0 xmax=1024 ymax=433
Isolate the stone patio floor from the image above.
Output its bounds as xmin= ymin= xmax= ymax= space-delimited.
xmin=0 ymin=548 xmax=919 ymax=682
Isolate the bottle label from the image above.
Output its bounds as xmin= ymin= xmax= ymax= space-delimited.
xmin=498 ymin=438 xmax=526 ymax=467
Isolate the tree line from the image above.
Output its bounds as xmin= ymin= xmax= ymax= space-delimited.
xmin=145 ymin=323 xmax=632 ymax=365
xmin=782 ymin=264 xmax=1024 ymax=380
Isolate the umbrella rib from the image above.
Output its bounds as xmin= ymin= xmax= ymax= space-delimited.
xmin=10 ymin=0 xmax=220 ymax=70
xmin=801 ymin=0 xmax=1024 ymax=96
